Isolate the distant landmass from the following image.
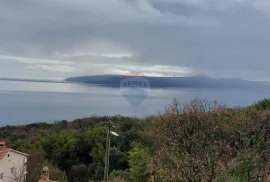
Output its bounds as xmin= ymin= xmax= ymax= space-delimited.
xmin=65 ymin=75 xmax=270 ymax=89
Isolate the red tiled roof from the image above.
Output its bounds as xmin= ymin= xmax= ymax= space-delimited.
xmin=38 ymin=179 xmax=60 ymax=182
xmin=0 ymin=141 xmax=28 ymax=161
xmin=38 ymin=179 xmax=59 ymax=182
xmin=0 ymin=142 xmax=5 ymax=145
xmin=0 ymin=148 xmax=11 ymax=160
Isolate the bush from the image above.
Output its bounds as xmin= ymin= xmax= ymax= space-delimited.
xmin=146 ymin=99 xmax=270 ymax=181
xmin=250 ymin=98 xmax=270 ymax=110
xmin=110 ymin=170 xmax=130 ymax=181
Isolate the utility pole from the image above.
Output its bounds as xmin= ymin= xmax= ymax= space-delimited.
xmin=104 ymin=120 xmax=112 ymax=182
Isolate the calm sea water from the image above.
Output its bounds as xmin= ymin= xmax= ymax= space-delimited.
xmin=0 ymin=80 xmax=269 ymax=126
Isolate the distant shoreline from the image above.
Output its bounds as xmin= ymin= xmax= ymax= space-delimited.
xmin=2 ymin=75 xmax=270 ymax=90
xmin=0 ymin=77 xmax=66 ymax=83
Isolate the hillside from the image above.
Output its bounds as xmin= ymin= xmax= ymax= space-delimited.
xmin=2 ymin=98 xmax=270 ymax=181
xmin=65 ymin=75 xmax=270 ymax=89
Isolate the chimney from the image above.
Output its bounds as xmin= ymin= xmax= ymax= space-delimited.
xmin=0 ymin=142 xmax=6 ymax=151
xmin=41 ymin=166 xmax=49 ymax=180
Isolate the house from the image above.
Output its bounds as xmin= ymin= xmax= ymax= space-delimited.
xmin=0 ymin=142 xmax=28 ymax=182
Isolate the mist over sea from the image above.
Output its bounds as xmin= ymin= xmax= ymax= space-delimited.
xmin=0 ymin=80 xmax=269 ymax=126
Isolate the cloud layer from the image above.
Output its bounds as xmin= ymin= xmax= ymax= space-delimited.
xmin=1 ymin=0 xmax=270 ymax=80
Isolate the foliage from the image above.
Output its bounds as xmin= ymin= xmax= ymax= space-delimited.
xmin=249 ymin=98 xmax=270 ymax=110
xmin=146 ymin=98 xmax=270 ymax=182
xmin=43 ymin=160 xmax=67 ymax=181
xmin=25 ymin=153 xmax=46 ymax=182
xmin=68 ymin=164 xmax=88 ymax=182
xmin=2 ymin=98 xmax=270 ymax=181
xmin=129 ymin=142 xmax=150 ymax=182
xmin=0 ymin=116 xmax=140 ymax=181
xmin=227 ymin=150 xmax=254 ymax=181
xmin=110 ymin=170 xmax=130 ymax=181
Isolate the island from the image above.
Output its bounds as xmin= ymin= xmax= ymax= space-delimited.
xmin=65 ymin=74 xmax=270 ymax=89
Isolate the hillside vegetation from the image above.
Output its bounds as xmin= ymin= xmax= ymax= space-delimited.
xmin=1 ymin=98 xmax=270 ymax=182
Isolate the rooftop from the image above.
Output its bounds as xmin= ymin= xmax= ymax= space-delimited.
xmin=0 ymin=141 xmax=28 ymax=161
xmin=0 ymin=148 xmax=11 ymax=160
xmin=38 ymin=179 xmax=60 ymax=182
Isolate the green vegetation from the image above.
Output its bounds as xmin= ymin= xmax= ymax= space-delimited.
xmin=249 ymin=98 xmax=270 ymax=110
xmin=128 ymin=142 xmax=150 ymax=182
xmin=2 ymin=98 xmax=270 ymax=181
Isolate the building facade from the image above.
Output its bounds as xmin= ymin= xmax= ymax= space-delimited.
xmin=0 ymin=142 xmax=28 ymax=182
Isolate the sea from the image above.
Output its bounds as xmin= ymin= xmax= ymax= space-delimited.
xmin=0 ymin=80 xmax=269 ymax=126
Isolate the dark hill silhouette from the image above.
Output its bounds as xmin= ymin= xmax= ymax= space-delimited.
xmin=65 ymin=75 xmax=270 ymax=89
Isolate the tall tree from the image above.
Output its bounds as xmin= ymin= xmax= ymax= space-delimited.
xmin=129 ymin=142 xmax=150 ymax=182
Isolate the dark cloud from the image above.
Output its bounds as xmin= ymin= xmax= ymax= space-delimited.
xmin=1 ymin=0 xmax=270 ymax=80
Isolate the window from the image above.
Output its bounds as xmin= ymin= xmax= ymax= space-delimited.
xmin=0 ymin=173 xmax=3 ymax=180
xmin=10 ymin=167 xmax=14 ymax=174
xmin=23 ymin=166 xmax=27 ymax=174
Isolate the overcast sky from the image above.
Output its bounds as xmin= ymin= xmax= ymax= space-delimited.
xmin=1 ymin=0 xmax=270 ymax=80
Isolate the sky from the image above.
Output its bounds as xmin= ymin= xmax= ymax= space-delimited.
xmin=1 ymin=0 xmax=270 ymax=80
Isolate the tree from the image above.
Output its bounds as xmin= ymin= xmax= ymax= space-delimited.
xmin=109 ymin=176 xmax=127 ymax=182
xmin=42 ymin=160 xmax=67 ymax=181
xmin=146 ymin=99 xmax=239 ymax=181
xmin=26 ymin=154 xmax=44 ymax=182
xmin=250 ymin=98 xmax=270 ymax=110
xmin=88 ymin=143 xmax=105 ymax=181
xmin=227 ymin=150 xmax=254 ymax=182
xmin=129 ymin=142 xmax=150 ymax=182
xmin=68 ymin=164 xmax=88 ymax=182
xmin=110 ymin=170 xmax=130 ymax=181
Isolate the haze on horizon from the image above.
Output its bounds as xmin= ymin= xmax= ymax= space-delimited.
xmin=1 ymin=0 xmax=270 ymax=81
